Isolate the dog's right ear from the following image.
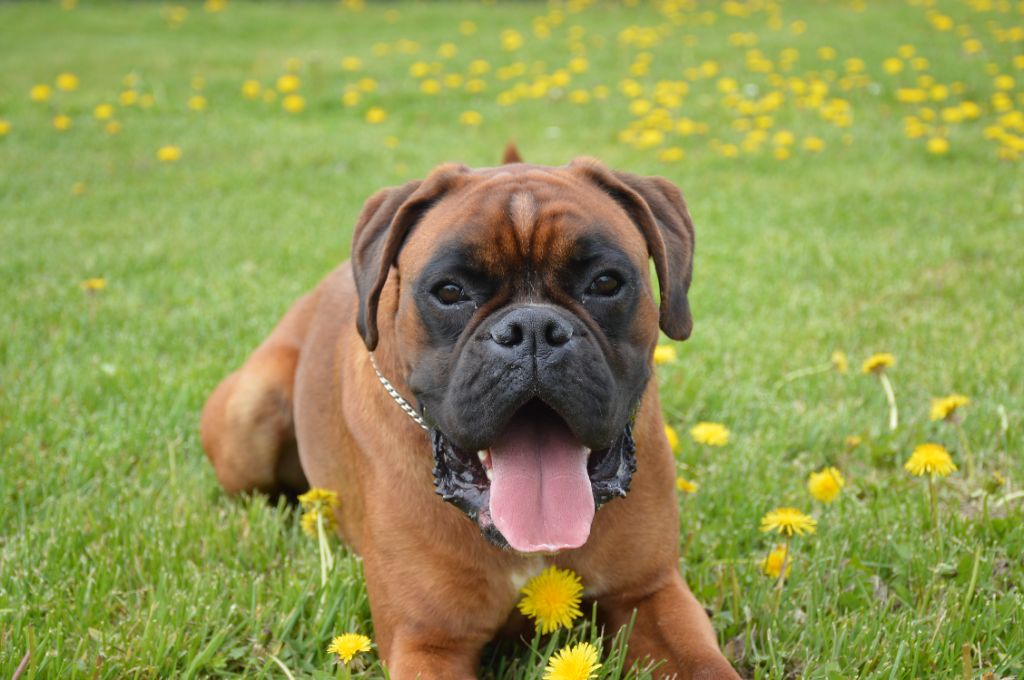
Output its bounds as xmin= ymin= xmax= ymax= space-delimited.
xmin=351 ymin=164 xmax=469 ymax=350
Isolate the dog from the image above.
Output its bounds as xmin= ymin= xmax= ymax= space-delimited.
xmin=201 ymin=146 xmax=741 ymax=679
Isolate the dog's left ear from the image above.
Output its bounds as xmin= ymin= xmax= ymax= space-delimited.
xmin=352 ymin=163 xmax=470 ymax=350
xmin=570 ymin=158 xmax=695 ymax=340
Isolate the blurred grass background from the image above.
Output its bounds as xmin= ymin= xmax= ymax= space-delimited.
xmin=1 ymin=1 xmax=1022 ymax=678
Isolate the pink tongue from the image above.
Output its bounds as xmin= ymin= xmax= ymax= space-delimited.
xmin=488 ymin=407 xmax=595 ymax=553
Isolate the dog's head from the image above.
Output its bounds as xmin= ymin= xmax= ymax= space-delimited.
xmin=351 ymin=152 xmax=695 ymax=553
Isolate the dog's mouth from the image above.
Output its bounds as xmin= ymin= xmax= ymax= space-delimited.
xmin=431 ymin=399 xmax=636 ymax=554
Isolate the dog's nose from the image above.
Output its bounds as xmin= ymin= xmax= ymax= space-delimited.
xmin=489 ymin=306 xmax=574 ymax=353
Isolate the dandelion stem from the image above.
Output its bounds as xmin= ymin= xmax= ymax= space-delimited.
xmin=776 ymin=362 xmax=831 ymax=387
xmin=879 ymin=373 xmax=898 ymax=431
xmin=963 ymin=544 xmax=982 ymax=613
xmin=772 ymin=540 xmax=790 ymax=616
xmin=928 ymin=475 xmax=938 ymax=533
xmin=316 ymin=512 xmax=334 ymax=588
xmin=267 ymin=653 xmax=297 ymax=680
xmin=956 ymin=422 xmax=975 ymax=482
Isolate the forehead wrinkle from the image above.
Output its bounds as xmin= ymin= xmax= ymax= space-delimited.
xmin=508 ymin=190 xmax=537 ymax=254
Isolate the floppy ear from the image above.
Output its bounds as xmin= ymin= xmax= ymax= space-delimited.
xmin=570 ymin=158 xmax=695 ymax=340
xmin=352 ymin=164 xmax=470 ymax=350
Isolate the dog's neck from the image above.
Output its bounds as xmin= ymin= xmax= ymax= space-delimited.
xmin=368 ymin=351 xmax=428 ymax=431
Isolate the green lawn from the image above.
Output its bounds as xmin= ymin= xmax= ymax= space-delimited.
xmin=2 ymin=1 xmax=1023 ymax=678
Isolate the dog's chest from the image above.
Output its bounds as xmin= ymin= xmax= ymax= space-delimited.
xmin=507 ymin=558 xmax=546 ymax=593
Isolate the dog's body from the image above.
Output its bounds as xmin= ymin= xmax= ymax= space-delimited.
xmin=201 ymin=155 xmax=740 ymax=679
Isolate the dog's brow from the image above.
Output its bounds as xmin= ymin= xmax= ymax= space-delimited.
xmin=508 ymin=191 xmax=537 ymax=247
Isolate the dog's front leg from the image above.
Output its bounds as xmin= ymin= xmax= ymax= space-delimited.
xmin=600 ymin=570 xmax=741 ymax=680
xmin=385 ymin=628 xmax=483 ymax=680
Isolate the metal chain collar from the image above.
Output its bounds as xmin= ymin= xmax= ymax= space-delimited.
xmin=368 ymin=353 xmax=429 ymax=431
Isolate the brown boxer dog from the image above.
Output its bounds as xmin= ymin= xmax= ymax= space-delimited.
xmin=201 ymin=149 xmax=740 ymax=679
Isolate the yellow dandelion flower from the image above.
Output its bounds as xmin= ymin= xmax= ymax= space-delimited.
xmin=93 ymin=103 xmax=115 ymax=120
xmin=659 ymin=146 xmax=684 ymax=161
xmin=831 ymin=350 xmax=849 ymax=374
xmin=664 ymin=424 xmax=680 ymax=454
xmin=300 ymin=509 xmax=336 ymax=537
xmin=653 ymin=344 xmax=678 ymax=364
xmin=188 ymin=95 xmax=208 ymax=112
xmin=517 ymin=566 xmax=583 ymax=634
xmin=341 ymin=90 xmax=361 ymax=107
xmin=904 ymin=443 xmax=957 ymax=477
xmin=459 ymin=20 xmax=477 ymax=36
xmin=241 ymin=79 xmax=262 ymax=99
xmin=298 ymin=487 xmax=338 ymax=510
xmin=760 ymin=544 xmax=791 ymax=578
xmin=930 ymin=393 xmax=969 ymax=421
xmin=340 ymin=56 xmax=362 ymax=72
xmin=984 ymin=471 xmax=1006 ymax=494
xmin=690 ymin=422 xmax=729 ymax=446
xmin=80 ymin=277 xmax=106 ymax=291
xmin=276 ymin=74 xmax=300 ymax=93
xmin=861 ymin=353 xmax=895 ymax=375
xmin=458 ymin=110 xmax=482 ymax=127
xmin=807 ymin=467 xmax=845 ymax=503
xmin=282 ymin=93 xmax=305 ymax=113
xmin=567 ymin=89 xmax=591 ymax=105
xmin=119 ymin=90 xmax=138 ymax=106
xmin=676 ymin=476 xmax=698 ymax=494
xmin=927 ymin=137 xmax=949 ymax=155
xmin=326 ymin=633 xmax=372 ymax=664
xmin=569 ymin=57 xmax=589 ymax=74
xmin=882 ymin=58 xmax=903 ymax=75
xmin=501 ymin=29 xmax=524 ymax=51
xmin=365 ymin=106 xmax=387 ymax=124
xmin=56 ymin=72 xmax=79 ymax=91
xmin=543 ymin=642 xmax=601 ymax=680
xmin=105 ymin=121 xmax=122 ymax=135
xmin=409 ymin=61 xmax=431 ymax=78
xmin=803 ymin=136 xmax=826 ymax=152
xmin=156 ymin=145 xmax=182 ymax=162
xmin=759 ymin=507 xmax=817 ymax=536
xmin=994 ymin=74 xmax=1015 ymax=91
xmin=53 ymin=114 xmax=72 ymax=131
xmin=0 ymin=119 xmax=11 ymax=136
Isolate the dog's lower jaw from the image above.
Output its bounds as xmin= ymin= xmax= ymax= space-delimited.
xmin=430 ymin=425 xmax=637 ymax=551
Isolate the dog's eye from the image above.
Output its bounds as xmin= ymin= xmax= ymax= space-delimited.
xmin=433 ymin=282 xmax=467 ymax=305
xmin=586 ymin=273 xmax=622 ymax=297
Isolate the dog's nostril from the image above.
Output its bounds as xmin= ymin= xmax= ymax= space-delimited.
xmin=545 ymin=320 xmax=573 ymax=346
xmin=491 ymin=322 xmax=524 ymax=347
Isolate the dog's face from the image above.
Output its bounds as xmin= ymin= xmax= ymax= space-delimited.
xmin=352 ymin=158 xmax=695 ymax=554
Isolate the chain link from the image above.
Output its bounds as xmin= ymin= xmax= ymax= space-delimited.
xmin=368 ymin=353 xmax=429 ymax=431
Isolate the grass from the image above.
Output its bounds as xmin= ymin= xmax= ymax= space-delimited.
xmin=1 ymin=1 xmax=1022 ymax=678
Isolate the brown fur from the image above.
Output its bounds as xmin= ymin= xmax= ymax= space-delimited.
xmin=200 ymin=156 xmax=740 ymax=679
